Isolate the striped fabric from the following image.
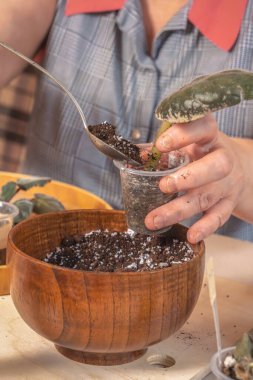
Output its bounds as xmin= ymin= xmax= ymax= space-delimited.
xmin=0 ymin=67 xmax=37 ymax=172
xmin=22 ymin=0 xmax=253 ymax=241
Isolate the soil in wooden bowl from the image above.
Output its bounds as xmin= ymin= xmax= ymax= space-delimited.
xmin=88 ymin=122 xmax=143 ymax=164
xmin=42 ymin=230 xmax=194 ymax=272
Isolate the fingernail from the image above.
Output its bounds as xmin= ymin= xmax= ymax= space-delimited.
xmin=153 ymin=215 xmax=165 ymax=229
xmin=192 ymin=232 xmax=203 ymax=243
xmin=160 ymin=176 xmax=176 ymax=193
xmin=160 ymin=134 xmax=172 ymax=149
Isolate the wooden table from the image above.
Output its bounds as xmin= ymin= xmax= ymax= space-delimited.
xmin=0 ymin=234 xmax=253 ymax=380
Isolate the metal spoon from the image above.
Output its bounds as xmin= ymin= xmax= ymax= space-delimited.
xmin=0 ymin=41 xmax=140 ymax=165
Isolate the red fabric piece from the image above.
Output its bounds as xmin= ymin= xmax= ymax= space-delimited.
xmin=65 ymin=0 xmax=126 ymax=15
xmin=188 ymin=0 xmax=248 ymax=51
xmin=65 ymin=0 xmax=248 ymax=51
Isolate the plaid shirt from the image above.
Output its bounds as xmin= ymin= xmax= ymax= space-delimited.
xmin=0 ymin=67 xmax=37 ymax=172
xmin=22 ymin=0 xmax=253 ymax=241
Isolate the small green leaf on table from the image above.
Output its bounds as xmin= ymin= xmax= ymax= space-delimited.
xmin=0 ymin=181 xmax=17 ymax=202
xmin=32 ymin=193 xmax=65 ymax=214
xmin=16 ymin=177 xmax=51 ymax=191
xmin=13 ymin=199 xmax=34 ymax=224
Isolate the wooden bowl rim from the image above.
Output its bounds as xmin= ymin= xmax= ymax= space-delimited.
xmin=8 ymin=209 xmax=205 ymax=276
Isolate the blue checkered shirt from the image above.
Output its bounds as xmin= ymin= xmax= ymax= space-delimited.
xmin=22 ymin=0 xmax=253 ymax=241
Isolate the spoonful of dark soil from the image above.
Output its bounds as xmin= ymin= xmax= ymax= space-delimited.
xmin=0 ymin=41 xmax=142 ymax=166
xmin=88 ymin=122 xmax=142 ymax=165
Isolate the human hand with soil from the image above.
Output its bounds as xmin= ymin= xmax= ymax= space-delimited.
xmin=145 ymin=113 xmax=253 ymax=243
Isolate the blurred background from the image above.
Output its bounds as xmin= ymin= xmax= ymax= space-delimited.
xmin=0 ymin=66 xmax=37 ymax=172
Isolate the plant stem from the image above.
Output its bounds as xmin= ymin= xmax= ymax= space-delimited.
xmin=144 ymin=121 xmax=171 ymax=171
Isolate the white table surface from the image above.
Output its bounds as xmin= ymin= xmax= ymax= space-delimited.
xmin=0 ymin=233 xmax=253 ymax=380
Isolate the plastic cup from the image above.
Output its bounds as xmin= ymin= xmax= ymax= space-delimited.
xmin=114 ymin=147 xmax=189 ymax=234
xmin=0 ymin=201 xmax=19 ymax=265
xmin=210 ymin=346 xmax=236 ymax=380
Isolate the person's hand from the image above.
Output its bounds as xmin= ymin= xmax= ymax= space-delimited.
xmin=144 ymin=113 xmax=247 ymax=244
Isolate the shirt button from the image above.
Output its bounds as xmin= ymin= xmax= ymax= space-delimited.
xmin=131 ymin=128 xmax=141 ymax=141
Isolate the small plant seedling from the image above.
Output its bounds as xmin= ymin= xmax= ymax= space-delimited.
xmin=145 ymin=69 xmax=253 ymax=170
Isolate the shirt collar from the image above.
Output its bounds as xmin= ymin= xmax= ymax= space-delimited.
xmin=188 ymin=0 xmax=248 ymax=51
xmin=163 ymin=1 xmax=190 ymax=32
xmin=65 ymin=0 xmax=248 ymax=51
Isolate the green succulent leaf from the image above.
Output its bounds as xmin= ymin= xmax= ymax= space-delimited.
xmin=13 ymin=199 xmax=34 ymax=224
xmin=234 ymin=332 xmax=253 ymax=361
xmin=16 ymin=177 xmax=51 ymax=191
xmin=32 ymin=193 xmax=65 ymax=214
xmin=155 ymin=69 xmax=253 ymax=123
xmin=0 ymin=181 xmax=17 ymax=202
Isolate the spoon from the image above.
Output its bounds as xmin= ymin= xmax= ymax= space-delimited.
xmin=0 ymin=41 xmax=140 ymax=165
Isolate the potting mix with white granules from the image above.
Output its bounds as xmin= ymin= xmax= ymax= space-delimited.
xmin=42 ymin=230 xmax=195 ymax=272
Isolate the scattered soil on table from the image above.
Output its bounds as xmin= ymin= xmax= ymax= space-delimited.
xmin=42 ymin=230 xmax=195 ymax=272
xmin=175 ymin=331 xmax=201 ymax=347
xmin=88 ymin=122 xmax=143 ymax=164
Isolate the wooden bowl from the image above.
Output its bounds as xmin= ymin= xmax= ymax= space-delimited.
xmin=0 ymin=171 xmax=111 ymax=295
xmin=7 ymin=210 xmax=205 ymax=366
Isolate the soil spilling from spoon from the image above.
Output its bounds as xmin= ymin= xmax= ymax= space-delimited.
xmin=42 ymin=230 xmax=194 ymax=272
xmin=88 ymin=122 xmax=143 ymax=164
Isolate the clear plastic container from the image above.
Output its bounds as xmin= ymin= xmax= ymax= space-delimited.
xmin=114 ymin=147 xmax=189 ymax=234
xmin=210 ymin=346 xmax=236 ymax=380
xmin=0 ymin=201 xmax=19 ymax=265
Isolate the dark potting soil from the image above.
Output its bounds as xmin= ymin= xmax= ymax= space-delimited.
xmin=88 ymin=122 xmax=143 ymax=164
xmin=42 ymin=230 xmax=194 ymax=272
